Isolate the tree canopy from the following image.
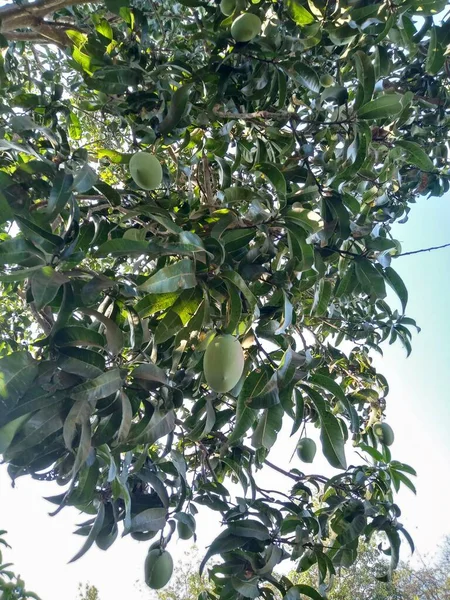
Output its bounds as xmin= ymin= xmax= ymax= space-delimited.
xmin=0 ymin=0 xmax=449 ymax=598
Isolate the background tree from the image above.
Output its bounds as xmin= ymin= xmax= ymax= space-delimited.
xmin=0 ymin=532 xmax=40 ymax=600
xmin=150 ymin=538 xmax=450 ymax=600
xmin=77 ymin=583 xmax=100 ymax=600
xmin=0 ymin=0 xmax=449 ymax=598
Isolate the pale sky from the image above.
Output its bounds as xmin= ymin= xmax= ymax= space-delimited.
xmin=2 ymin=194 xmax=450 ymax=599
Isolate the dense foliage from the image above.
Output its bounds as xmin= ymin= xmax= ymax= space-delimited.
xmin=0 ymin=0 xmax=449 ymax=598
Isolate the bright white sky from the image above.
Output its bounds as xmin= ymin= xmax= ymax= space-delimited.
xmin=1 ymin=193 xmax=450 ymax=599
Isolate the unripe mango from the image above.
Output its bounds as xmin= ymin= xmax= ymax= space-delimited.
xmin=220 ymin=0 xmax=236 ymax=16
xmin=297 ymin=438 xmax=316 ymax=463
xmin=203 ymin=335 xmax=244 ymax=393
xmin=373 ymin=422 xmax=394 ymax=446
xmin=231 ymin=13 xmax=261 ymax=43
xmin=145 ymin=549 xmax=173 ymax=590
xmin=320 ymin=74 xmax=335 ymax=87
xmin=176 ymin=513 xmax=196 ymax=540
xmin=129 ymin=152 xmax=163 ymax=190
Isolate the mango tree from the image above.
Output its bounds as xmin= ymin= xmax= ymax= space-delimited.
xmin=0 ymin=0 xmax=448 ymax=598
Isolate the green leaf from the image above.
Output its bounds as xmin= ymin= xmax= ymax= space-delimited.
xmin=255 ymin=163 xmax=287 ymax=204
xmin=200 ymin=531 xmax=247 ymax=574
xmin=302 ymin=386 xmax=347 ymax=469
xmin=275 ymin=290 xmax=293 ymax=335
xmin=355 ymin=259 xmax=386 ymax=299
xmin=286 ymin=0 xmax=315 ymax=25
xmin=251 ymin=404 xmax=284 ymax=450
xmin=0 ymin=238 xmax=45 ymax=267
xmin=353 ymin=51 xmax=375 ymax=106
xmin=47 ymin=172 xmax=73 ymax=218
xmin=383 ymin=266 xmax=408 ymax=313
xmin=69 ymin=503 xmax=105 ymax=563
xmin=221 ymin=271 xmax=260 ymax=320
xmin=395 ymin=140 xmax=433 ymax=172
xmin=132 ymin=409 xmax=175 ymax=445
xmin=133 ymin=362 xmax=169 ymax=386
xmin=31 ymin=267 xmax=68 ymax=311
xmin=0 ymin=414 xmax=31 ymax=454
xmin=70 ymin=368 xmax=122 ymax=403
xmin=63 ymin=397 xmax=94 ymax=451
xmin=293 ymin=62 xmax=320 ymax=93
xmin=58 ymin=347 xmax=105 ymax=378
xmin=159 ymin=84 xmax=191 ymax=135
xmin=311 ymin=279 xmax=332 ymax=316
xmin=5 ymin=406 xmax=64 ymax=459
xmin=95 ymin=239 xmax=149 ymax=258
xmin=94 ymin=182 xmax=121 ymax=206
xmin=357 ymin=94 xmax=403 ymax=120
xmin=80 ymin=308 xmax=124 ymax=355
xmin=114 ymin=390 xmax=133 ymax=445
xmin=138 ymin=259 xmax=196 ymax=294
xmin=136 ymin=292 xmax=181 ymax=318
xmin=425 ymin=25 xmax=445 ymax=75
xmin=309 ymin=373 xmax=359 ymax=432
xmin=284 ymin=585 xmax=324 ymax=600
xmin=223 ymin=280 xmax=242 ymax=335
xmin=53 ymin=326 xmax=105 ymax=348
xmin=0 ymin=191 xmax=13 ymax=225
xmin=73 ymin=163 xmax=98 ymax=193
xmin=0 ymin=352 xmax=38 ymax=412
xmin=128 ymin=507 xmax=167 ymax=533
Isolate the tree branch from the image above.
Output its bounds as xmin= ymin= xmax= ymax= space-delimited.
xmin=398 ymin=242 xmax=450 ymax=257
xmin=0 ymin=0 xmax=89 ymax=45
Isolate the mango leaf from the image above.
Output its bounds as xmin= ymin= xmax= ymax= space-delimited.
xmin=311 ymin=279 xmax=332 ymax=316
xmin=425 ymin=25 xmax=445 ymax=75
xmin=301 ymin=386 xmax=347 ymax=469
xmin=31 ymin=267 xmax=68 ymax=310
xmin=132 ymin=409 xmax=175 ymax=445
xmin=395 ymin=140 xmax=433 ymax=172
xmin=0 ymin=352 xmax=38 ymax=412
xmin=251 ymin=404 xmax=284 ymax=450
xmin=357 ymin=94 xmax=403 ymax=120
xmin=274 ymin=290 xmax=293 ymax=335
xmin=309 ymin=373 xmax=359 ymax=432
xmin=284 ymin=585 xmax=324 ymax=600
xmin=80 ymin=308 xmax=124 ymax=356
xmin=63 ymin=397 xmax=95 ymax=451
xmin=135 ymin=292 xmax=181 ymax=318
xmin=69 ymin=368 xmax=122 ymax=403
xmin=139 ymin=259 xmax=196 ymax=294
xmin=58 ymin=347 xmax=105 ymax=378
xmin=0 ymin=238 xmax=45 ymax=267
xmin=200 ymin=531 xmax=248 ymax=574
xmin=353 ymin=50 xmax=375 ymax=106
xmin=355 ymin=259 xmax=386 ymax=298
xmin=293 ymin=62 xmax=320 ymax=93
xmin=221 ymin=271 xmax=260 ymax=319
xmin=128 ymin=507 xmax=167 ymax=533
xmin=53 ymin=326 xmax=105 ymax=348
xmin=69 ymin=503 xmax=105 ymax=563
xmin=228 ymin=381 xmax=257 ymax=444
xmin=383 ymin=266 xmax=408 ymax=313
xmin=95 ymin=239 xmax=149 ymax=257
xmin=287 ymin=0 xmax=315 ymax=25
xmin=159 ymin=84 xmax=191 ymax=134
xmin=46 ymin=172 xmax=73 ymax=218
xmin=0 ymin=191 xmax=13 ymax=225
xmin=133 ymin=363 xmax=169 ymax=386
xmin=4 ymin=406 xmax=64 ymax=459
xmin=255 ymin=162 xmax=287 ymax=204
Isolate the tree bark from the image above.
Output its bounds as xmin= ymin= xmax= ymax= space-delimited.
xmin=0 ymin=0 xmax=90 ymax=44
